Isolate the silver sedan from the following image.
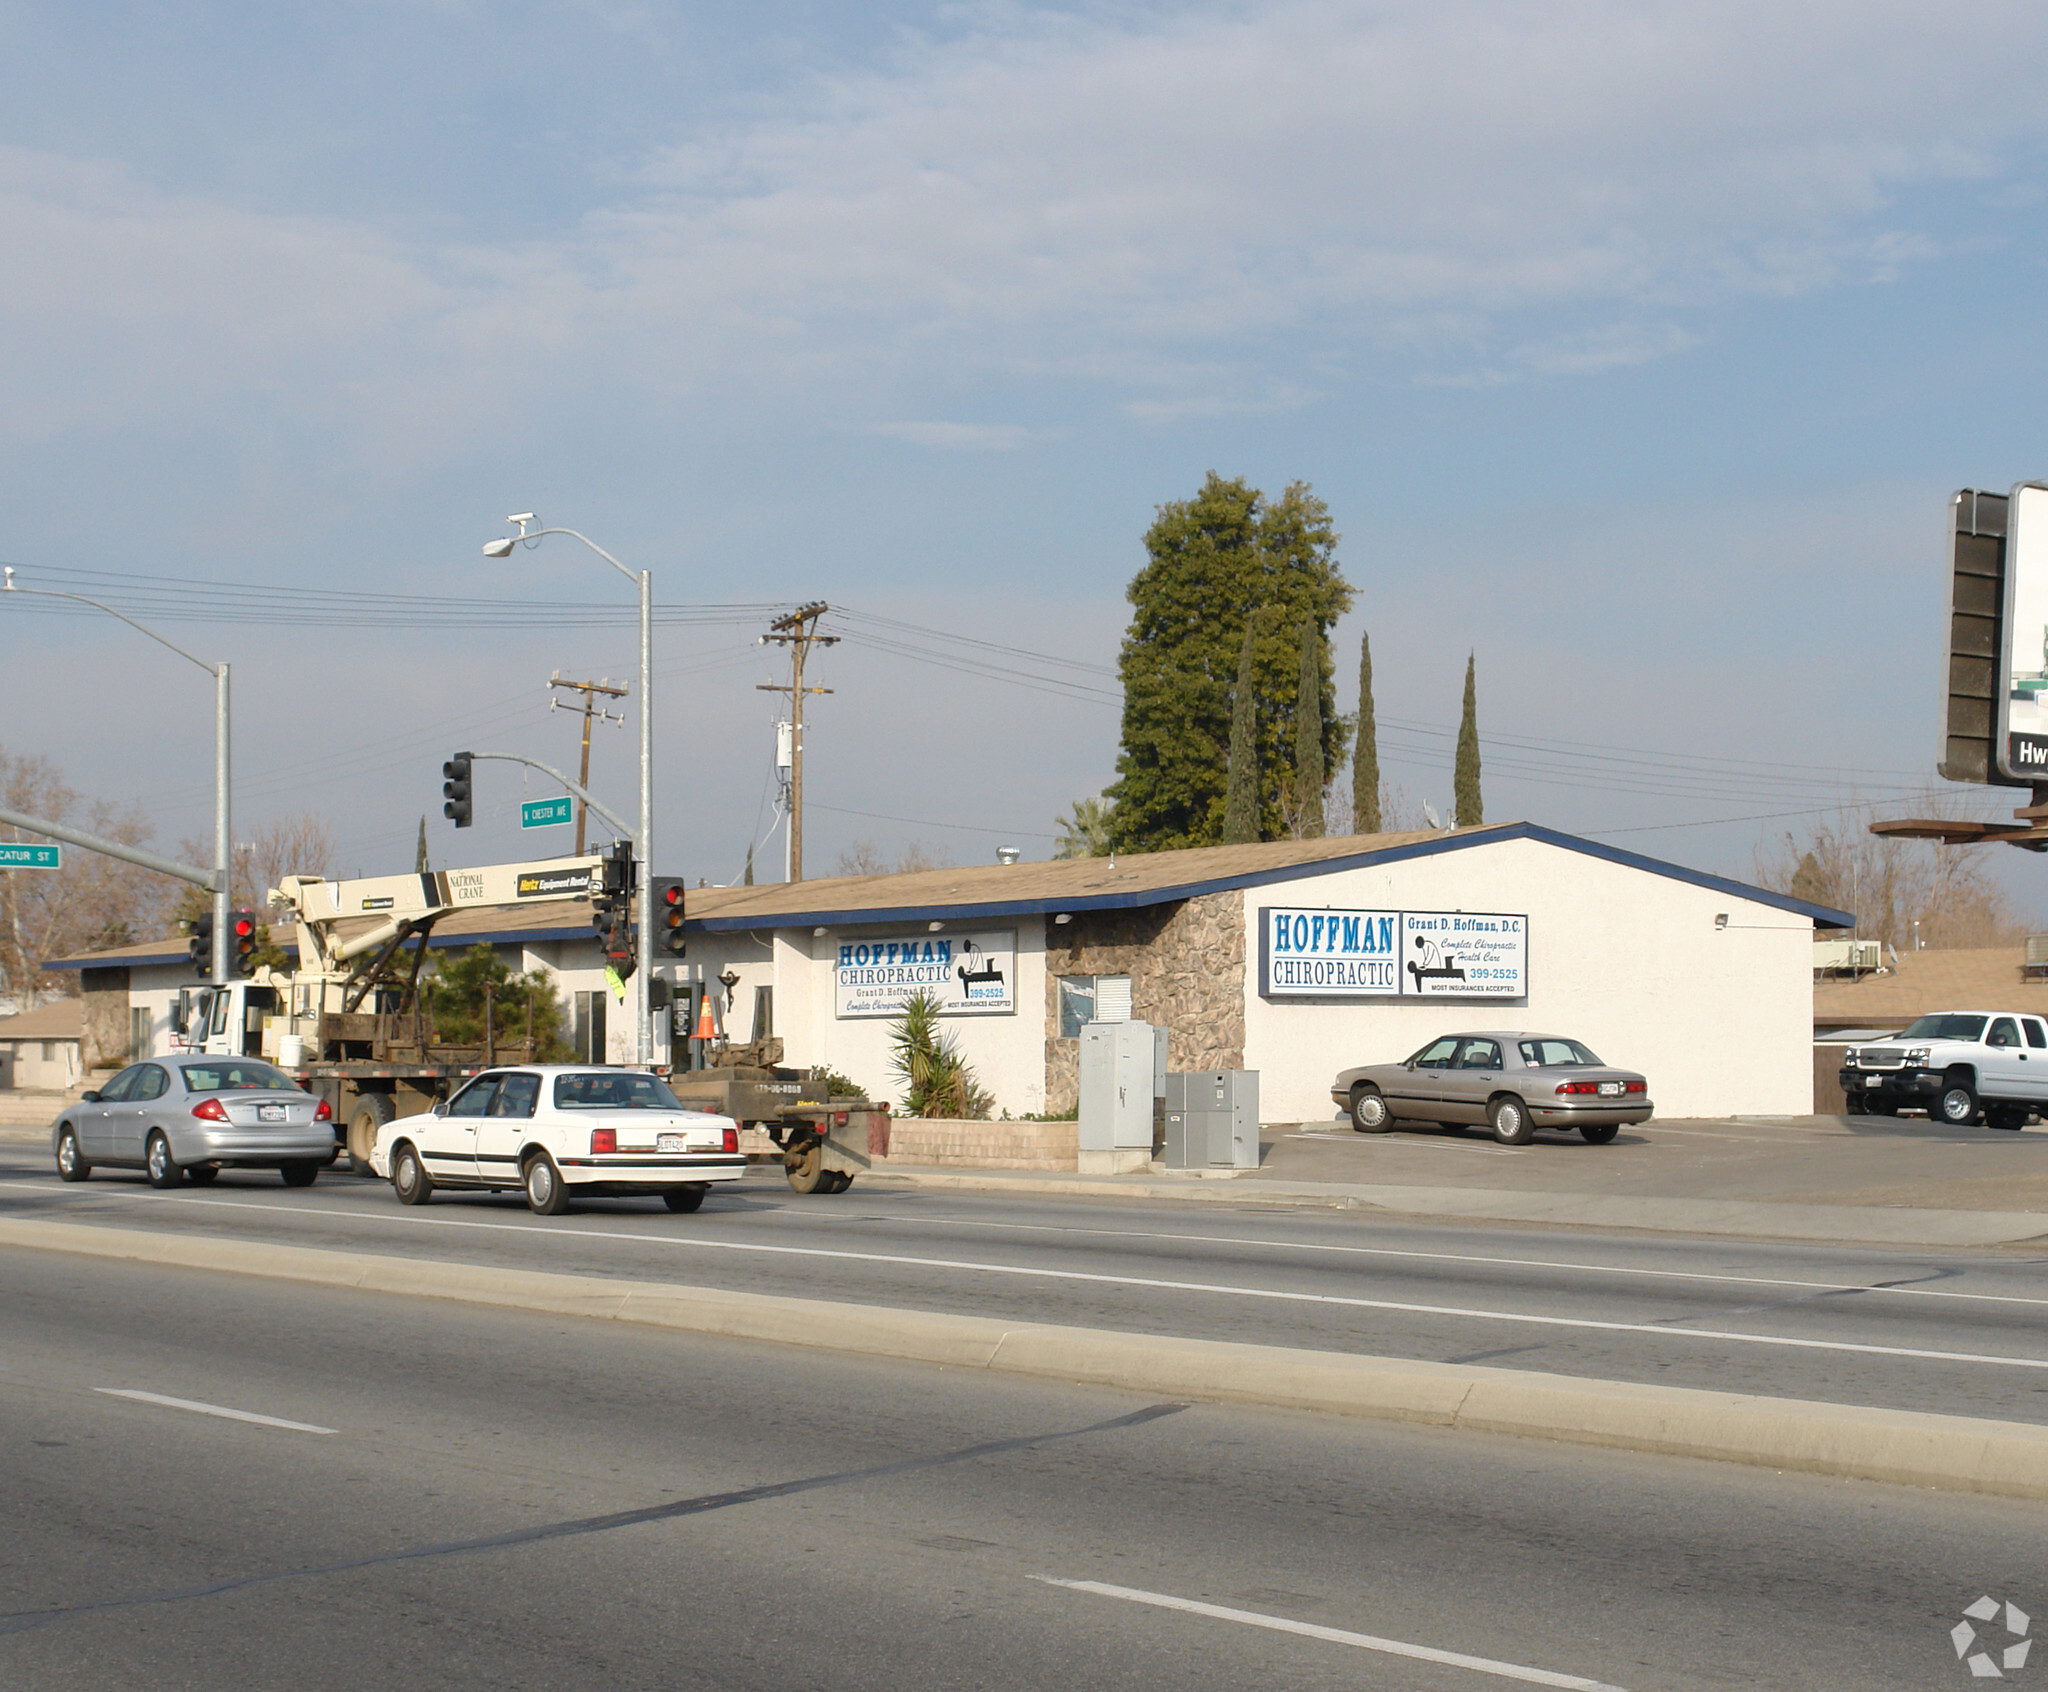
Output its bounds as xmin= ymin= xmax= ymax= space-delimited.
xmin=1330 ymin=1032 xmax=1652 ymax=1145
xmin=53 ymin=1057 xmax=338 ymax=1188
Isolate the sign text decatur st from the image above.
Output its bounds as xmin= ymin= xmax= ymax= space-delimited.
xmin=1258 ymin=906 xmax=1528 ymax=999
xmin=0 ymin=844 xmax=61 ymax=869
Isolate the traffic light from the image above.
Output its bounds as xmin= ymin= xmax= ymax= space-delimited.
xmin=229 ymin=909 xmax=260 ymax=977
xmin=442 ymin=752 xmax=473 ymax=828
xmin=652 ymin=877 xmax=687 ymax=957
xmin=591 ymin=842 xmax=636 ymax=980
xmin=187 ymin=911 xmax=214 ymax=976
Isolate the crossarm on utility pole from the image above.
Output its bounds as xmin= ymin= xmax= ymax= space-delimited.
xmin=469 ymin=754 xmax=634 ymax=839
xmin=0 ymin=805 xmax=216 ymax=890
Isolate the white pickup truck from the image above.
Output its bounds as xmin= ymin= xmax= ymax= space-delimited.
xmin=1838 ymin=1012 xmax=2048 ymax=1129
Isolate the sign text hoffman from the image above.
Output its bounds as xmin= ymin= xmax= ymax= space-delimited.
xmin=1258 ymin=906 xmax=1527 ymax=999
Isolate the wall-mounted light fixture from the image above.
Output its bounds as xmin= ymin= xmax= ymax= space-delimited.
xmin=1714 ymin=913 xmax=1729 ymax=930
xmin=812 ymin=926 xmax=830 ymax=938
xmin=1053 ymin=913 xmax=1072 ymax=925
xmin=928 ymin=920 xmax=945 ymax=932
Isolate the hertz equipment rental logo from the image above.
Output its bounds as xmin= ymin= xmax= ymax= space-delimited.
xmin=1953 ymin=1596 xmax=2031 ymax=1678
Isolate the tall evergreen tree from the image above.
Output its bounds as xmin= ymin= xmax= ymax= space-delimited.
xmin=1222 ymin=622 xmax=1260 ymax=844
xmin=1290 ymin=620 xmax=1325 ymax=837
xmin=1352 ymin=630 xmax=1380 ymax=834
xmin=1454 ymin=654 xmax=1483 ymax=827
xmin=415 ymin=815 xmax=429 ymax=874
xmin=1107 ymin=473 xmax=1351 ymax=851
xmin=743 ymin=842 xmax=755 ymax=886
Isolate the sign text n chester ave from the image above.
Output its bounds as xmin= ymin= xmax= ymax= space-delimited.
xmin=520 ymin=796 xmax=575 ymax=830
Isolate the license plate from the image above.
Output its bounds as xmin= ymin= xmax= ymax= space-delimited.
xmin=657 ymin=1133 xmax=685 ymax=1153
xmin=1598 ymin=1082 xmax=1622 ymax=1096
xmin=259 ymin=1103 xmax=286 ymax=1123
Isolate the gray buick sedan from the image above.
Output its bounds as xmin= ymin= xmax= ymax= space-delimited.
xmin=53 ymin=1057 xmax=338 ymax=1188
xmin=1331 ymin=1032 xmax=1652 ymax=1145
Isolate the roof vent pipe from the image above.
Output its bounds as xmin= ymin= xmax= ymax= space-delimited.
xmin=996 ymin=846 xmax=1022 ymax=865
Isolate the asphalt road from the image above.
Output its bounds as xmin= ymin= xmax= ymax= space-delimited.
xmin=3 ymin=1245 xmax=2041 ymax=1692
xmin=3 ymin=1147 xmax=2047 ymax=1427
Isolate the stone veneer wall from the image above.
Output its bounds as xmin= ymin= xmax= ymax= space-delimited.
xmin=80 ymin=967 xmax=131 ymax=1072
xmin=1042 ymin=890 xmax=1245 ymax=1115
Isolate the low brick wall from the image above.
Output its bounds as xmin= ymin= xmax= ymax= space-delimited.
xmin=740 ymin=1118 xmax=1078 ymax=1171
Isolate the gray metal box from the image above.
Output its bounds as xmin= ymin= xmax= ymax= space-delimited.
xmin=1080 ymin=1021 xmax=1160 ymax=1152
xmin=1163 ymin=1070 xmax=1260 ymax=1167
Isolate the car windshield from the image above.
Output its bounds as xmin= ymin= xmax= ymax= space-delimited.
xmin=552 ymin=1072 xmax=685 ymax=1110
xmin=1519 ymin=1039 xmax=1602 ymax=1067
xmin=1898 ymin=1015 xmax=1988 ymax=1042
xmin=179 ymin=1061 xmax=301 ymax=1093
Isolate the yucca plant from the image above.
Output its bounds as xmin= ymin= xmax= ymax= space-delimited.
xmin=888 ymin=990 xmax=993 ymax=1119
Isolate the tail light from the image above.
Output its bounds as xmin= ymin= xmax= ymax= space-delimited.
xmin=191 ymin=1098 xmax=229 ymax=1121
xmin=1624 ymin=1080 xmax=1646 ymax=1094
xmin=722 ymin=1127 xmax=739 ymax=1154
xmin=1555 ymin=1081 xmax=1599 ymax=1096
xmin=832 ymin=1111 xmax=849 ymax=1128
xmin=315 ymin=1098 xmax=333 ymax=1122
xmin=591 ymin=1128 xmax=618 ymax=1155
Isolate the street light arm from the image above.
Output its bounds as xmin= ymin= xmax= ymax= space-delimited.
xmin=514 ymin=528 xmax=638 ymax=588
xmin=1 ymin=582 xmax=219 ymax=675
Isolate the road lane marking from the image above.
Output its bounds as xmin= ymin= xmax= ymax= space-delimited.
xmin=1034 ymin=1578 xmax=1630 ymax=1691
xmin=11 ymin=1185 xmax=2048 ymax=1371
xmin=92 ymin=1389 xmax=336 ymax=1434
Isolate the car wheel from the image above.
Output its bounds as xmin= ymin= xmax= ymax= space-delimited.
xmin=1986 ymin=1105 xmax=2026 ymax=1132
xmin=663 ymin=1185 xmax=707 ymax=1213
xmin=1489 ymin=1096 xmax=1534 ymax=1146
xmin=186 ymin=1164 xmax=220 ymax=1185
xmin=1349 ymin=1084 xmax=1391 ymax=1133
xmin=55 ymin=1127 xmax=90 ymax=1183
xmin=524 ymin=1151 xmax=571 ymax=1215
xmin=1843 ymin=1093 xmax=1867 ymax=1116
xmin=390 ymin=1142 xmax=433 ymax=1206
xmin=1579 ymin=1122 xmax=1620 ymax=1145
xmin=279 ymin=1161 xmax=320 ymax=1188
xmin=1937 ymin=1079 xmax=1980 ymax=1126
xmin=145 ymin=1131 xmax=183 ymax=1189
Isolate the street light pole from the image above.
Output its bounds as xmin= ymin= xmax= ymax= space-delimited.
xmin=2 ymin=569 xmax=231 ymax=981
xmin=482 ymin=522 xmax=654 ymax=1067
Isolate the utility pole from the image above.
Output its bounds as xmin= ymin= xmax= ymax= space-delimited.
xmin=548 ymin=672 xmax=628 ymax=856
xmin=757 ymin=603 xmax=837 ymax=882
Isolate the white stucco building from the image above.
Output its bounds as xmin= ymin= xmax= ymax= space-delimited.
xmin=52 ymin=823 xmax=1850 ymax=1121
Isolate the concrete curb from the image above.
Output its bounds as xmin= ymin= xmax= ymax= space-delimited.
xmin=4 ymin=1215 xmax=2047 ymax=1502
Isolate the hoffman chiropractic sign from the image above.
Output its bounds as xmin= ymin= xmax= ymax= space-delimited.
xmin=1257 ymin=907 xmax=1527 ymax=1000
xmin=833 ymin=930 xmax=1018 ymax=1018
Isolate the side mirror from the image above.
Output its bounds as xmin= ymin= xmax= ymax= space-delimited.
xmin=80 ymin=1090 xmax=101 ymax=1104
xmin=432 ymin=1101 xmax=447 ymax=1117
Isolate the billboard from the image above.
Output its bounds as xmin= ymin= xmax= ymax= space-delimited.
xmin=1258 ymin=907 xmax=1527 ymax=1000
xmin=833 ymin=929 xmax=1016 ymax=1019
xmin=2000 ymin=483 xmax=2048 ymax=782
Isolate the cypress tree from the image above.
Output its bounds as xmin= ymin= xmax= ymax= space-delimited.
xmin=1222 ymin=622 xmax=1260 ymax=844
xmin=1352 ymin=630 xmax=1380 ymax=834
xmin=415 ymin=815 xmax=429 ymax=874
xmin=1292 ymin=620 xmax=1325 ymax=837
xmin=744 ymin=842 xmax=755 ymax=886
xmin=1454 ymin=653 xmax=1483 ymax=827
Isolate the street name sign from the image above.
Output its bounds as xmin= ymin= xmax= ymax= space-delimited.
xmin=0 ymin=844 xmax=60 ymax=869
xmin=520 ymin=796 xmax=575 ymax=830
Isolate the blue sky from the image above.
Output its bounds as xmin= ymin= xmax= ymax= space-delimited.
xmin=7 ymin=1 xmax=2048 ymax=910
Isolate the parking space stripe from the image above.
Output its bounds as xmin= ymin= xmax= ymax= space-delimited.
xmin=92 ymin=1389 xmax=336 ymax=1434
xmin=1034 ymin=1577 xmax=1630 ymax=1691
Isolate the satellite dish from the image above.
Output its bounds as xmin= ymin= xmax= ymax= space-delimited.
xmin=1423 ymin=800 xmax=1442 ymax=830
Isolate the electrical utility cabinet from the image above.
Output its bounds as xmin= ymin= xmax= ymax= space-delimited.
xmin=1163 ymin=1070 xmax=1261 ymax=1169
xmin=1079 ymin=1021 xmax=1164 ymax=1173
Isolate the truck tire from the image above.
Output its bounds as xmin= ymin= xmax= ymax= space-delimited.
xmin=1937 ymin=1077 xmax=1980 ymax=1126
xmin=785 ymin=1141 xmax=827 ymax=1194
xmin=347 ymin=1093 xmax=396 ymax=1175
xmin=1987 ymin=1105 xmax=2027 ymax=1131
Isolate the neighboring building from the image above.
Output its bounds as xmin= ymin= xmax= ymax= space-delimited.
xmin=0 ymin=998 xmax=84 ymax=1091
xmin=47 ymin=822 xmax=1851 ymax=1121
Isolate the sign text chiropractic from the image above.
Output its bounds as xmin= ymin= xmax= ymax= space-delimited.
xmin=1259 ymin=906 xmax=1527 ymax=999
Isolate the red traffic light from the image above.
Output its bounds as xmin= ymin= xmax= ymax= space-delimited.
xmin=232 ymin=917 xmax=256 ymax=939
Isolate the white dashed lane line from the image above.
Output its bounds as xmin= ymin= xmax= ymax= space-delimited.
xmin=92 ymin=1389 xmax=337 ymax=1435
xmin=1034 ymin=1578 xmax=1631 ymax=1691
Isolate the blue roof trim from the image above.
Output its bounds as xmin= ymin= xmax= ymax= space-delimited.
xmin=687 ymin=822 xmax=1856 ymax=933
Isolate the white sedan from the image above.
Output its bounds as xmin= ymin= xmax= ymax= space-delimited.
xmin=370 ymin=1065 xmax=745 ymax=1215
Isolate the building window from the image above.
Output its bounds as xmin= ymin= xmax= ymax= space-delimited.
xmin=572 ymin=991 xmax=607 ymax=1064
xmin=1057 ymin=975 xmax=1131 ymax=1038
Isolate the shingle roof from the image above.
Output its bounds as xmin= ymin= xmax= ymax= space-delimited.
xmin=0 ymin=998 xmax=83 ymax=1041
xmin=1813 ymin=947 xmax=2048 ymax=1028
xmin=42 ymin=820 xmax=1853 ymax=969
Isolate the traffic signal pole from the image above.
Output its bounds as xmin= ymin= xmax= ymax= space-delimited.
xmin=214 ymin=661 xmax=231 ymax=984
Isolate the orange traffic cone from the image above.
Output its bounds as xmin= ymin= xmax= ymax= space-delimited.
xmin=693 ymin=994 xmax=719 ymax=1042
